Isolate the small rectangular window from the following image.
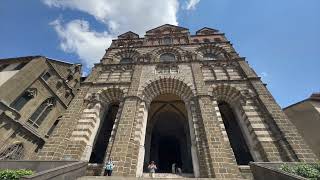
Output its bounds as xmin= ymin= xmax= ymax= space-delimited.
xmin=46 ymin=119 xmax=60 ymax=137
xmin=14 ymin=62 xmax=28 ymax=70
xmin=214 ymin=38 xmax=222 ymax=42
xmin=11 ymin=94 xmax=32 ymax=111
xmin=42 ymin=72 xmax=51 ymax=81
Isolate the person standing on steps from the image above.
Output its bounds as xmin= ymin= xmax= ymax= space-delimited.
xmin=148 ymin=161 xmax=157 ymax=178
xmin=105 ymin=158 xmax=114 ymax=176
xmin=172 ymin=163 xmax=176 ymax=174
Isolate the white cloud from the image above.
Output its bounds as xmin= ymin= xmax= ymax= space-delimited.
xmin=50 ymin=19 xmax=113 ymax=68
xmin=43 ymin=0 xmax=179 ymax=35
xmin=261 ymin=72 xmax=268 ymax=77
xmin=43 ymin=0 xmax=181 ymax=68
xmin=186 ymin=0 xmax=200 ymax=10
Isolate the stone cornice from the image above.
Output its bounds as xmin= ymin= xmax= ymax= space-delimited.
xmin=39 ymin=78 xmax=68 ymax=108
xmin=106 ymin=41 xmax=232 ymax=50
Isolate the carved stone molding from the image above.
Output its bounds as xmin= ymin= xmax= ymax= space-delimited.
xmin=25 ymin=88 xmax=37 ymax=98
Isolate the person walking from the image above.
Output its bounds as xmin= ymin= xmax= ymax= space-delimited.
xmin=105 ymin=158 xmax=114 ymax=176
xmin=172 ymin=163 xmax=176 ymax=174
xmin=148 ymin=161 xmax=157 ymax=178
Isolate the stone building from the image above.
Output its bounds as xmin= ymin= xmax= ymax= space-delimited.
xmin=284 ymin=93 xmax=320 ymax=159
xmin=1 ymin=24 xmax=317 ymax=178
xmin=0 ymin=56 xmax=81 ymax=160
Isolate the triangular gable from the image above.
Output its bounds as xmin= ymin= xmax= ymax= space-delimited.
xmin=118 ymin=31 xmax=139 ymax=39
xmin=146 ymin=24 xmax=189 ymax=34
xmin=196 ymin=27 xmax=219 ymax=35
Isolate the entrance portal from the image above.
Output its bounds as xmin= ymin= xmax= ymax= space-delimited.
xmin=218 ymin=101 xmax=254 ymax=165
xmin=89 ymin=103 xmax=119 ymax=163
xmin=144 ymin=94 xmax=193 ymax=174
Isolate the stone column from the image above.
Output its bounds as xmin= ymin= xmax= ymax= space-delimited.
xmin=250 ymin=80 xmax=318 ymax=162
xmin=239 ymin=60 xmax=318 ymax=162
xmin=196 ymin=95 xmax=241 ymax=178
xmin=107 ymin=96 xmax=140 ymax=176
xmin=79 ymin=102 xmax=108 ymax=161
xmin=135 ymin=101 xmax=148 ymax=177
xmin=185 ymin=101 xmax=200 ymax=178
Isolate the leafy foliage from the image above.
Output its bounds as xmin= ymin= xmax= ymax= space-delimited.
xmin=0 ymin=169 xmax=33 ymax=180
xmin=280 ymin=163 xmax=320 ymax=180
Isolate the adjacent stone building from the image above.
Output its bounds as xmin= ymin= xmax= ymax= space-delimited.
xmin=0 ymin=56 xmax=81 ymax=160
xmin=284 ymin=93 xmax=320 ymax=159
xmin=0 ymin=24 xmax=317 ymax=179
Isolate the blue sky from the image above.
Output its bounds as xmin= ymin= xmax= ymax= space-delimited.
xmin=0 ymin=0 xmax=319 ymax=108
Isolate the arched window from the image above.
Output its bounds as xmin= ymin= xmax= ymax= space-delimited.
xmin=42 ymin=72 xmax=51 ymax=81
xmin=203 ymin=53 xmax=216 ymax=60
xmin=160 ymin=53 xmax=176 ymax=62
xmin=218 ymin=101 xmax=253 ymax=165
xmin=56 ymin=80 xmax=63 ymax=89
xmin=120 ymin=58 xmax=133 ymax=63
xmin=0 ymin=143 xmax=24 ymax=160
xmin=163 ymin=37 xmax=172 ymax=45
xmin=67 ymin=75 xmax=73 ymax=82
xmin=27 ymin=98 xmax=55 ymax=128
xmin=203 ymin=38 xmax=210 ymax=43
xmin=11 ymin=88 xmax=37 ymax=111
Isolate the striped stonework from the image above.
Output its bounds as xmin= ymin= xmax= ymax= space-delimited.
xmin=35 ymin=25 xmax=317 ymax=179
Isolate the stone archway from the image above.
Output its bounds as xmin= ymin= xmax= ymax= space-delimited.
xmin=75 ymin=87 xmax=125 ymax=163
xmin=208 ymin=84 xmax=262 ymax=163
xmin=136 ymin=77 xmax=200 ymax=177
xmin=144 ymin=94 xmax=193 ymax=173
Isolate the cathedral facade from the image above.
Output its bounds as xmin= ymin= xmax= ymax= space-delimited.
xmin=12 ymin=24 xmax=317 ymax=178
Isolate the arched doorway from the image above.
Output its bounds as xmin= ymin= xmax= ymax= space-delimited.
xmin=144 ymin=94 xmax=193 ymax=174
xmin=218 ymin=101 xmax=254 ymax=165
xmin=89 ymin=103 xmax=119 ymax=163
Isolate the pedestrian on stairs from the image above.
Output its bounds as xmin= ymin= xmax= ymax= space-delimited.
xmin=105 ymin=158 xmax=114 ymax=176
xmin=148 ymin=161 xmax=157 ymax=178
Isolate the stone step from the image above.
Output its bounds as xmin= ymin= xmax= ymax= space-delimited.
xmin=77 ymin=177 xmax=240 ymax=180
xmin=77 ymin=175 xmax=246 ymax=180
xmin=142 ymin=173 xmax=194 ymax=178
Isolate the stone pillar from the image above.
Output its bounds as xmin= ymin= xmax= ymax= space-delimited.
xmin=196 ymin=95 xmax=241 ymax=178
xmin=185 ymin=101 xmax=200 ymax=177
xmin=135 ymin=101 xmax=148 ymax=177
xmin=239 ymin=60 xmax=318 ymax=162
xmin=106 ymin=64 xmax=144 ymax=176
xmin=250 ymin=80 xmax=318 ymax=162
xmin=240 ymin=98 xmax=284 ymax=161
xmin=79 ymin=102 xmax=108 ymax=161
xmin=108 ymin=96 xmax=140 ymax=176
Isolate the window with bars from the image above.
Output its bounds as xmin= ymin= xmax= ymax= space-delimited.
xmin=120 ymin=57 xmax=133 ymax=63
xmin=163 ymin=37 xmax=172 ymax=45
xmin=27 ymin=98 xmax=55 ymax=128
xmin=203 ymin=53 xmax=216 ymax=60
xmin=203 ymin=38 xmax=210 ymax=43
xmin=42 ymin=72 xmax=51 ymax=81
xmin=0 ymin=143 xmax=24 ymax=160
xmin=160 ymin=53 xmax=176 ymax=62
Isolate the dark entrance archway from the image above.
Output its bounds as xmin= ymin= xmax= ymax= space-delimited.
xmin=218 ymin=101 xmax=253 ymax=165
xmin=89 ymin=103 xmax=119 ymax=163
xmin=144 ymin=94 xmax=193 ymax=174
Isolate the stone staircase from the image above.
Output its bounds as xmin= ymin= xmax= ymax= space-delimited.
xmin=142 ymin=173 xmax=194 ymax=178
xmin=77 ymin=173 xmax=247 ymax=179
